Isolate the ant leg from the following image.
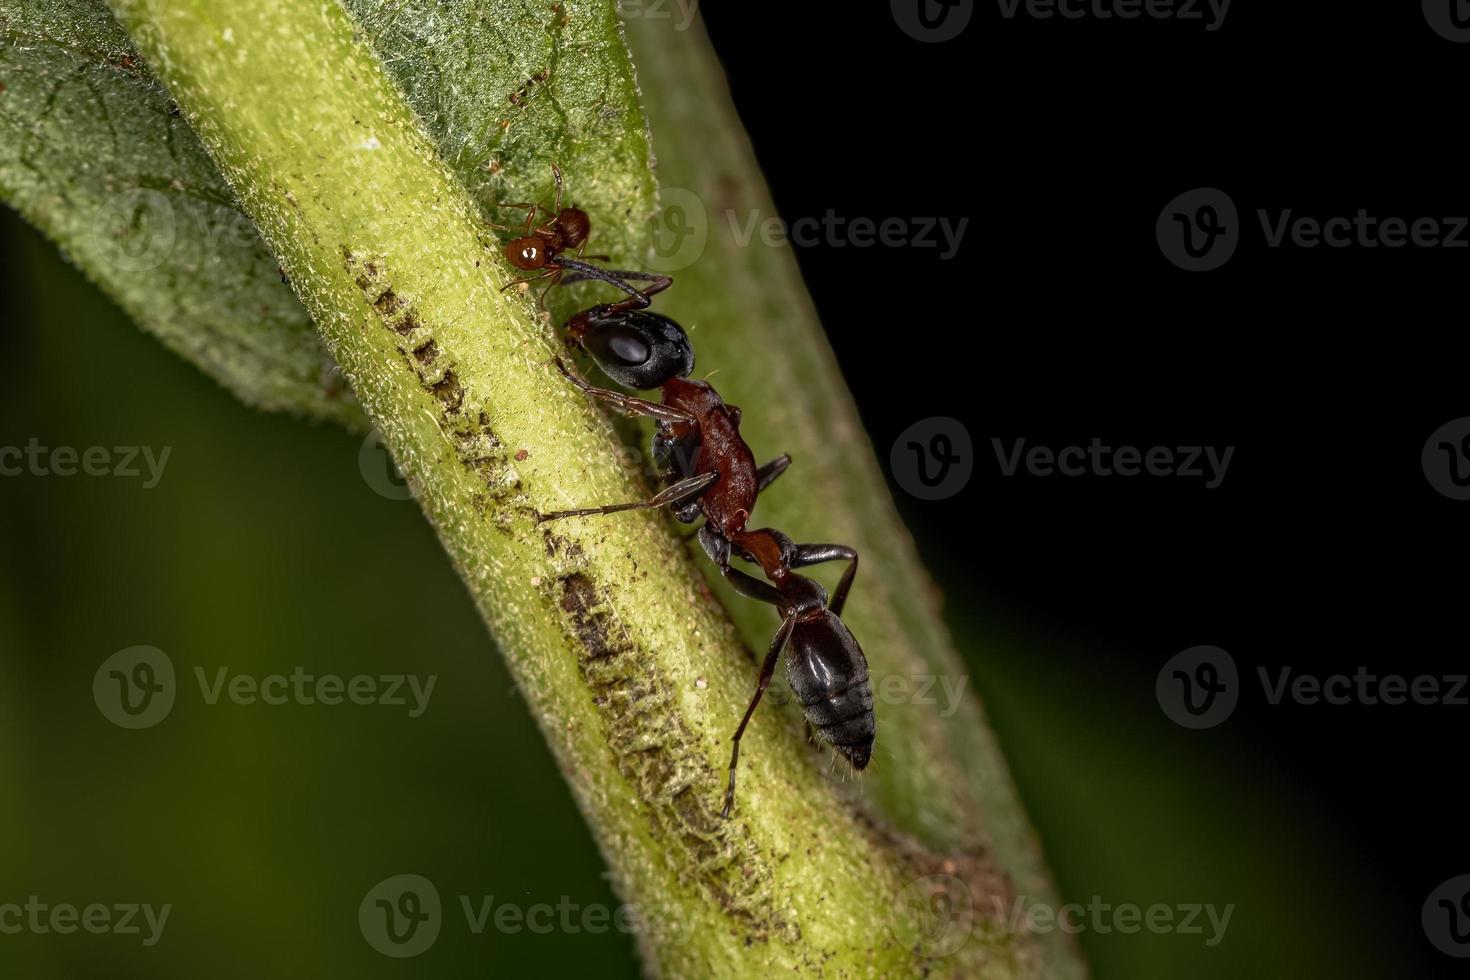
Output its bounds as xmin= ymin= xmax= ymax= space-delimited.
xmin=790 ymin=544 xmax=859 ymax=616
xmin=723 ymin=615 xmax=796 ymax=819
xmin=721 ymin=566 xmax=786 ymax=607
xmin=536 ymin=472 xmax=717 ymax=524
xmin=555 ymin=259 xmax=655 ymax=307
xmin=555 ymin=260 xmax=672 ymax=310
xmin=553 ymin=358 xmax=697 ymax=425
xmin=604 ymin=272 xmax=672 ymax=312
xmin=491 ymin=201 xmax=539 ymax=234
xmin=500 ymin=267 xmax=559 ymax=294
xmin=696 ymin=527 xmax=787 ymax=606
xmin=535 ymin=269 xmax=564 ymax=308
xmin=559 ymin=268 xmax=671 ymax=291
xmin=755 ymin=454 xmax=792 ymax=494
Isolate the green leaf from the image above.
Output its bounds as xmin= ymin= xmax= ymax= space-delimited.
xmin=339 ymin=0 xmax=658 ymax=311
xmin=0 ymin=0 xmax=657 ymax=423
xmin=0 ymin=0 xmax=362 ymax=425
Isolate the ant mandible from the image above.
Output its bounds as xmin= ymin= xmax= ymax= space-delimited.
xmin=535 ymin=293 xmax=874 ymax=818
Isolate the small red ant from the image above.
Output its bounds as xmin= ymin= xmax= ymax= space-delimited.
xmin=536 ymin=291 xmax=874 ymax=818
xmin=493 ymin=164 xmax=655 ymax=307
xmin=493 ymin=166 xmax=676 ymax=310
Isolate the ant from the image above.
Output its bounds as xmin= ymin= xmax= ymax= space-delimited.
xmin=535 ymin=292 xmax=874 ymax=818
xmin=493 ymin=164 xmax=672 ymax=308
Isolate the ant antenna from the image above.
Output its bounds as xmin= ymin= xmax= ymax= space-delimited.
xmin=550 ymin=162 xmax=564 ymax=214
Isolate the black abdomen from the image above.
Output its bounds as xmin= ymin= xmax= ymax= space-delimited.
xmin=786 ymin=613 xmax=875 ymax=769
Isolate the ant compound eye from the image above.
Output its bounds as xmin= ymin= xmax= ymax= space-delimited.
xmin=587 ymin=324 xmax=652 ymax=368
xmin=580 ymin=311 xmax=694 ymax=389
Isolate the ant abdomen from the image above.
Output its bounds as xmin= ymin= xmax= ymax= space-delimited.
xmin=554 ymin=208 xmax=591 ymax=252
xmin=786 ymin=614 xmax=875 ymax=770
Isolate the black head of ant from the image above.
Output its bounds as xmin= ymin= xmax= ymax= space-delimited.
xmin=564 ymin=302 xmax=694 ymax=390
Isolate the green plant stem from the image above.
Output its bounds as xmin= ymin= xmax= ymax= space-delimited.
xmin=626 ymin=17 xmax=1086 ymax=980
xmin=95 ymin=0 xmax=1080 ymax=975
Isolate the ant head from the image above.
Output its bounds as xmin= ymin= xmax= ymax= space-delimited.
xmin=566 ymin=306 xmax=694 ymax=389
xmin=506 ymin=237 xmax=546 ymax=270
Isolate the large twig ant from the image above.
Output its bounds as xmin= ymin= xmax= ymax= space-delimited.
xmin=536 ymin=293 xmax=875 ymax=818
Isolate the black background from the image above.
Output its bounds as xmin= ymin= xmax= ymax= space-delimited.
xmin=704 ymin=3 xmax=1464 ymax=977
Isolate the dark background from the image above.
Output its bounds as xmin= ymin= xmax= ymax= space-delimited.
xmin=702 ymin=1 xmax=1466 ymax=977
xmin=1 ymin=2 xmax=1464 ymax=977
